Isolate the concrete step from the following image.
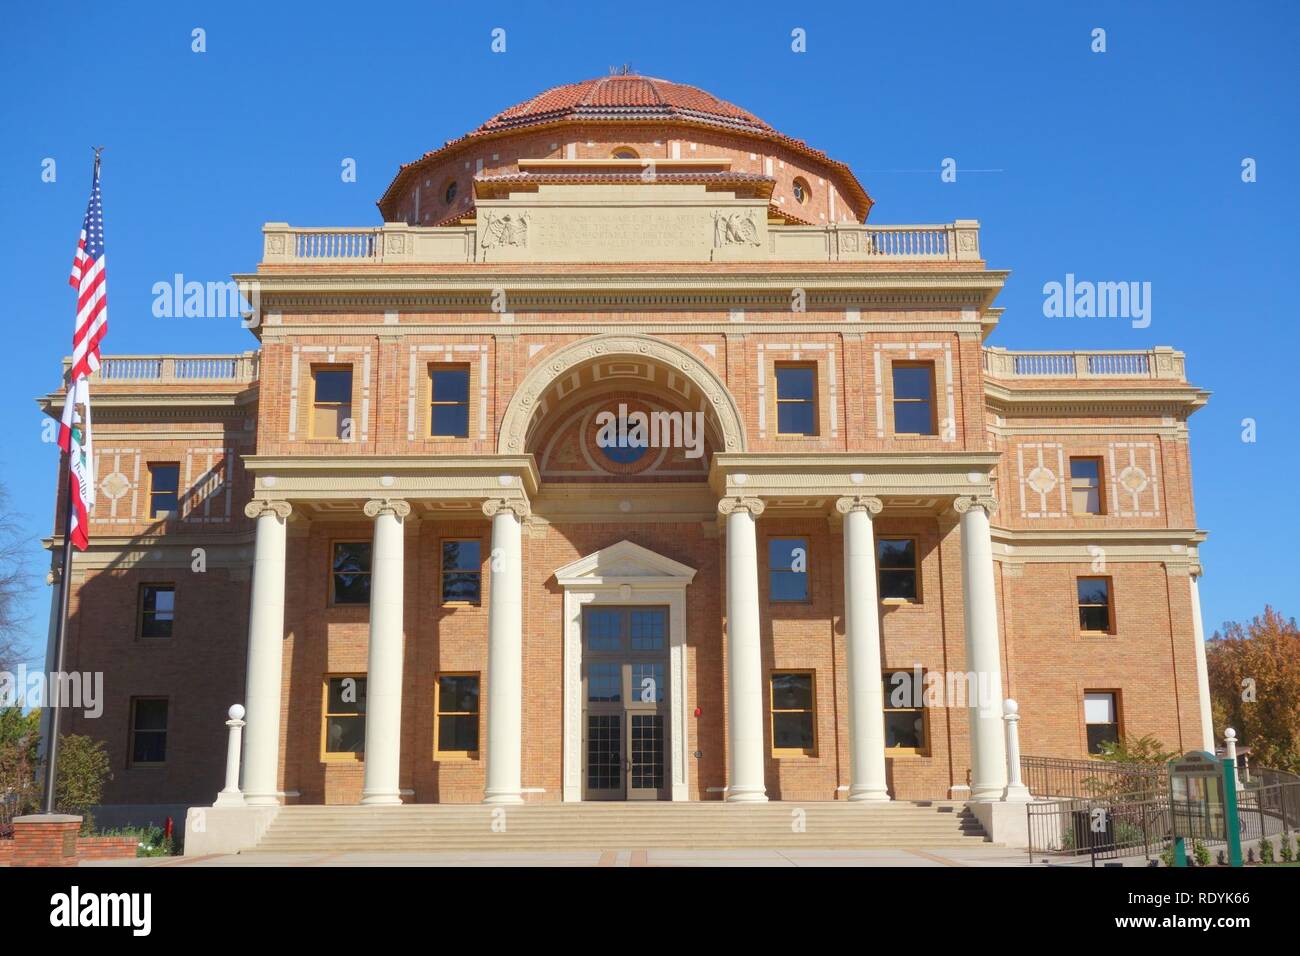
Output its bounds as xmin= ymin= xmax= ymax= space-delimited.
xmin=247 ymin=802 xmax=992 ymax=852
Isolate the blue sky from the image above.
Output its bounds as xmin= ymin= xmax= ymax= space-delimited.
xmin=1 ymin=1 xmax=1296 ymax=664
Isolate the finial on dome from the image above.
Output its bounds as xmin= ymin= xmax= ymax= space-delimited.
xmin=609 ymin=63 xmax=633 ymax=76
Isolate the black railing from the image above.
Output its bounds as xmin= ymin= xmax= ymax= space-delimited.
xmin=1028 ymin=782 xmax=1300 ymax=866
xmin=1021 ymin=754 xmax=1166 ymax=801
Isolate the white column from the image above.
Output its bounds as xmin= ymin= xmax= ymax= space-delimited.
xmin=1189 ymin=571 xmax=1215 ymax=752
xmin=955 ymin=496 xmax=1008 ymax=801
xmin=360 ymin=498 xmax=410 ymax=805
xmin=214 ymin=704 xmax=247 ymax=807
xmin=241 ymin=500 xmax=292 ymax=807
xmin=483 ymin=498 xmax=527 ymax=804
xmin=720 ymin=496 xmax=767 ymax=802
xmin=1001 ymin=699 xmax=1032 ymax=802
xmin=836 ymin=496 xmax=890 ymax=802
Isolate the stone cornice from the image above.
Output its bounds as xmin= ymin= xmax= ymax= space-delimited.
xmin=990 ymin=526 xmax=1207 ymax=566
xmin=708 ymin=451 xmax=1000 ymax=501
xmin=984 ymin=380 xmax=1210 ymax=416
xmin=243 ymin=454 xmax=540 ymax=503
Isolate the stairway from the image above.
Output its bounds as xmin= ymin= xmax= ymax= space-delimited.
xmin=246 ymin=801 xmax=992 ymax=853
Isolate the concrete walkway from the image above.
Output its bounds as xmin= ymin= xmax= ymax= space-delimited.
xmin=81 ymin=845 xmax=1062 ymax=867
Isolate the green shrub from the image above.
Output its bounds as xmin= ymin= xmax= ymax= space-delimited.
xmin=1281 ymin=833 xmax=1295 ymax=863
xmin=53 ymin=734 xmax=110 ymax=833
xmin=1193 ymin=840 xmax=1211 ymax=866
xmin=1259 ymin=838 xmax=1275 ymax=864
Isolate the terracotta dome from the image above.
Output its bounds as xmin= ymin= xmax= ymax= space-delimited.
xmin=377 ymin=74 xmax=872 ymax=225
xmin=475 ymin=74 xmax=776 ymax=136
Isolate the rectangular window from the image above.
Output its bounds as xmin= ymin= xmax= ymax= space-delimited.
xmin=774 ymin=363 xmax=818 ymax=436
xmin=129 ymin=698 xmax=168 ymax=766
xmin=323 ymin=676 xmax=367 ymax=757
xmin=435 ymin=673 xmax=480 ymax=757
xmin=883 ymin=670 xmax=927 ymax=754
xmin=440 ymin=539 xmax=482 ymax=605
xmin=1084 ymin=691 xmax=1120 ymax=755
xmin=311 ymin=366 xmax=353 ymax=439
xmin=430 ymin=364 xmax=471 ymax=438
xmin=770 ymin=671 xmax=816 ymax=756
xmin=892 ymin=362 xmax=936 ymax=436
xmin=1070 ymin=457 xmax=1105 ymax=515
xmin=332 ymin=542 xmax=372 ymax=605
xmin=147 ymin=463 xmax=180 ymax=518
xmin=768 ymin=537 xmax=809 ymax=602
xmin=1077 ymin=577 xmax=1112 ymax=633
xmin=138 ymin=585 xmax=175 ymax=639
xmin=877 ymin=538 xmax=919 ymax=602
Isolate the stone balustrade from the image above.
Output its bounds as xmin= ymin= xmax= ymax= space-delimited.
xmin=62 ymin=352 xmax=260 ymax=385
xmin=260 ymin=219 xmax=984 ymax=265
xmin=982 ymin=346 xmax=1186 ymax=381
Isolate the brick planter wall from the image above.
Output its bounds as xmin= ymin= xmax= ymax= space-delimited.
xmin=77 ymin=835 xmax=140 ymax=860
xmin=9 ymin=814 xmax=82 ymax=867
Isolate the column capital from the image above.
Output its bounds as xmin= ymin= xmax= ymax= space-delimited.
xmin=953 ymin=494 xmax=998 ymax=516
xmin=834 ymin=495 xmax=883 ymax=516
xmin=717 ymin=496 xmax=765 ymax=517
xmin=244 ymin=499 xmax=292 ymax=521
xmin=482 ymin=497 xmax=531 ymax=520
xmin=363 ymin=497 xmax=411 ymax=519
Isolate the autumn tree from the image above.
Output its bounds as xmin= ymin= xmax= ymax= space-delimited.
xmin=1206 ymin=606 xmax=1300 ymax=774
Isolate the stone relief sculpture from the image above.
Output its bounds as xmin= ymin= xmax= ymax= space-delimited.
xmin=711 ymin=209 xmax=760 ymax=248
xmin=480 ymin=210 xmax=530 ymax=249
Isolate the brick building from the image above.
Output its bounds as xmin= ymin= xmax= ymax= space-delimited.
xmin=40 ymin=74 xmax=1213 ymax=821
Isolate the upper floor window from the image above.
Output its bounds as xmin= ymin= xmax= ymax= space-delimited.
xmin=792 ymin=177 xmax=810 ymax=204
xmin=444 ymin=180 xmax=458 ymax=205
xmin=441 ymin=539 xmax=482 ymax=605
xmin=775 ymin=363 xmax=818 ymax=436
xmin=430 ymin=365 xmax=471 ymax=438
xmin=138 ymin=584 xmax=175 ymax=639
xmin=1070 ymin=457 xmax=1105 ymax=515
xmin=332 ymin=542 xmax=372 ymax=605
xmin=768 ymin=537 xmax=809 ymax=602
xmin=611 ymin=146 xmax=639 ymax=159
xmin=1084 ymin=691 xmax=1120 ymax=755
xmin=147 ymin=463 xmax=180 ymax=518
xmin=129 ymin=697 xmax=168 ymax=766
xmin=892 ymin=362 xmax=936 ymax=436
xmin=1077 ymin=576 xmax=1113 ymax=633
xmin=323 ymin=676 xmax=367 ymax=757
xmin=770 ymin=671 xmax=816 ymax=756
xmin=877 ymin=538 xmax=919 ymax=602
xmin=311 ymin=366 xmax=353 ymax=440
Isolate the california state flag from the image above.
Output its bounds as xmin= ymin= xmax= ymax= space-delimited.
xmin=57 ymin=376 xmax=95 ymax=550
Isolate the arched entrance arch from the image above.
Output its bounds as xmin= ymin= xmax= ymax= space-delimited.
xmin=496 ymin=333 xmax=747 ymax=457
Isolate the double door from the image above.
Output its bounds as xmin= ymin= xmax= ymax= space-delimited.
xmin=582 ymin=606 xmax=669 ymax=800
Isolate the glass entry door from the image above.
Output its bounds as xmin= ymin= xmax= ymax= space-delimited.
xmin=581 ymin=606 xmax=670 ymax=800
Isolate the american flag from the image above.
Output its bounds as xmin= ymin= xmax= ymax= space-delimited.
xmin=58 ymin=157 xmax=107 ymax=551
xmin=67 ymin=160 xmax=108 ymax=379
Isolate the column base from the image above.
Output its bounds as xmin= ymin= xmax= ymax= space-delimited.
xmin=482 ymin=789 xmax=525 ymax=805
xmin=848 ymin=787 xmax=891 ymax=802
xmin=968 ymin=784 xmax=1006 ymax=803
xmin=725 ymin=787 xmax=768 ymax=803
xmin=213 ymin=789 xmax=247 ymax=808
xmin=243 ymin=792 xmax=284 ymax=808
xmin=360 ymin=791 xmax=404 ymax=806
xmin=1001 ymin=783 xmax=1033 ymax=803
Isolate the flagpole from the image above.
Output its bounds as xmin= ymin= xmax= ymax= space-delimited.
xmin=42 ymin=434 xmax=77 ymax=813
xmin=42 ymin=144 xmax=103 ymax=815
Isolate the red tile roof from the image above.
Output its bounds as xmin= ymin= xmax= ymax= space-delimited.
xmin=479 ymin=75 xmax=774 ymax=135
